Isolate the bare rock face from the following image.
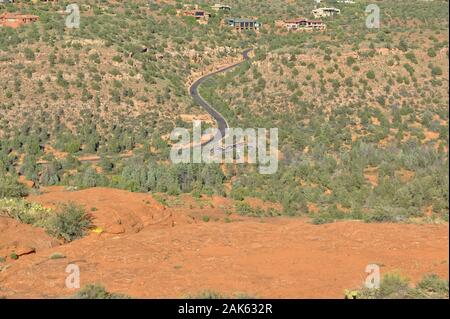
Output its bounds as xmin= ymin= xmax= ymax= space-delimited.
xmin=0 ymin=216 xmax=56 ymax=260
xmin=105 ymin=224 xmax=125 ymax=235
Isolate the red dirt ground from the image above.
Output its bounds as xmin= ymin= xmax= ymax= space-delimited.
xmin=0 ymin=187 xmax=448 ymax=298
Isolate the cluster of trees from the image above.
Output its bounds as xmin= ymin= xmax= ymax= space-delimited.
xmin=191 ymin=0 xmax=449 ymax=223
xmin=32 ymin=157 xmax=227 ymax=198
xmin=229 ymin=141 xmax=448 ymax=222
xmin=0 ymin=141 xmax=27 ymax=198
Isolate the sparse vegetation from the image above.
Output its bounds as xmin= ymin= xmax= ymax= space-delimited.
xmin=0 ymin=199 xmax=92 ymax=242
xmin=49 ymin=252 xmax=66 ymax=260
xmin=187 ymin=290 xmax=256 ymax=299
xmin=351 ymin=273 xmax=449 ymax=299
xmin=72 ymin=284 xmax=130 ymax=299
xmin=47 ymin=203 xmax=93 ymax=242
xmin=0 ymin=173 xmax=28 ymax=198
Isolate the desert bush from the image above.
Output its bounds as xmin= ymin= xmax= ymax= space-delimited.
xmin=72 ymin=284 xmax=130 ymax=299
xmin=0 ymin=198 xmax=52 ymax=225
xmin=47 ymin=203 xmax=92 ymax=242
xmin=187 ymin=290 xmax=256 ymax=299
xmin=0 ymin=173 xmax=28 ymax=198
xmin=187 ymin=290 xmax=226 ymax=299
xmin=427 ymin=48 xmax=437 ymax=57
xmin=431 ymin=66 xmax=443 ymax=76
xmin=415 ymin=274 xmax=449 ymax=298
xmin=23 ymin=48 xmax=35 ymax=61
xmin=366 ymin=70 xmax=376 ymax=80
xmin=235 ymin=202 xmax=281 ymax=217
xmin=49 ymin=252 xmax=66 ymax=260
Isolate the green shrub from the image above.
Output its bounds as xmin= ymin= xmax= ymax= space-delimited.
xmin=235 ymin=202 xmax=253 ymax=216
xmin=235 ymin=202 xmax=280 ymax=217
xmin=427 ymin=48 xmax=436 ymax=57
xmin=49 ymin=252 xmax=66 ymax=260
xmin=188 ymin=290 xmax=226 ymax=299
xmin=378 ymin=273 xmax=411 ymax=298
xmin=311 ymin=215 xmax=333 ymax=225
xmin=24 ymin=48 xmax=35 ymax=61
xmin=431 ymin=66 xmax=443 ymax=76
xmin=363 ymin=210 xmax=398 ymax=223
xmin=48 ymin=203 xmax=92 ymax=242
xmin=415 ymin=274 xmax=449 ymax=298
xmin=366 ymin=70 xmax=376 ymax=80
xmin=0 ymin=174 xmax=28 ymax=198
xmin=202 ymin=215 xmax=210 ymax=222
xmin=72 ymin=284 xmax=130 ymax=299
xmin=346 ymin=56 xmax=356 ymax=66
xmin=187 ymin=290 xmax=256 ymax=299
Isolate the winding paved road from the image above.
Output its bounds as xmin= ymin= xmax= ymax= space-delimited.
xmin=189 ymin=48 xmax=253 ymax=146
xmin=37 ymin=49 xmax=252 ymax=166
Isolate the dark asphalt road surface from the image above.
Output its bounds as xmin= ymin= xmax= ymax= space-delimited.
xmin=189 ymin=48 xmax=253 ymax=146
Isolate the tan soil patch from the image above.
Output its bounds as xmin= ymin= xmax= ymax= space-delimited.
xmin=424 ymin=130 xmax=440 ymax=143
xmin=395 ymin=169 xmax=415 ymax=183
xmin=307 ymin=202 xmax=320 ymax=214
xmin=364 ymin=167 xmax=379 ymax=187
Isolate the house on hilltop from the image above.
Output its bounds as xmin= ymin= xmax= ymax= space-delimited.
xmin=212 ymin=4 xmax=231 ymax=12
xmin=0 ymin=12 xmax=39 ymax=28
xmin=183 ymin=9 xmax=211 ymax=22
xmin=178 ymin=4 xmax=211 ymax=24
xmin=276 ymin=18 xmax=326 ymax=31
xmin=312 ymin=7 xmax=341 ymax=19
xmin=226 ymin=18 xmax=261 ymax=31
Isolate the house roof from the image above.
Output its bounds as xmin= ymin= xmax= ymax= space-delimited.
xmin=284 ymin=18 xmax=324 ymax=24
xmin=212 ymin=4 xmax=231 ymax=8
xmin=313 ymin=7 xmax=340 ymax=12
xmin=229 ymin=18 xmax=259 ymax=23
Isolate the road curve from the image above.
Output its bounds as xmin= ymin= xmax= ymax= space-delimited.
xmin=37 ymin=49 xmax=252 ymax=166
xmin=189 ymin=48 xmax=253 ymax=146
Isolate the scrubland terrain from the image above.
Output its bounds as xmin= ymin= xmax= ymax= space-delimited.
xmin=0 ymin=0 xmax=448 ymax=298
xmin=0 ymin=186 xmax=447 ymax=298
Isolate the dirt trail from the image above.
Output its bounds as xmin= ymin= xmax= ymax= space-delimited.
xmin=0 ymin=187 xmax=448 ymax=298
